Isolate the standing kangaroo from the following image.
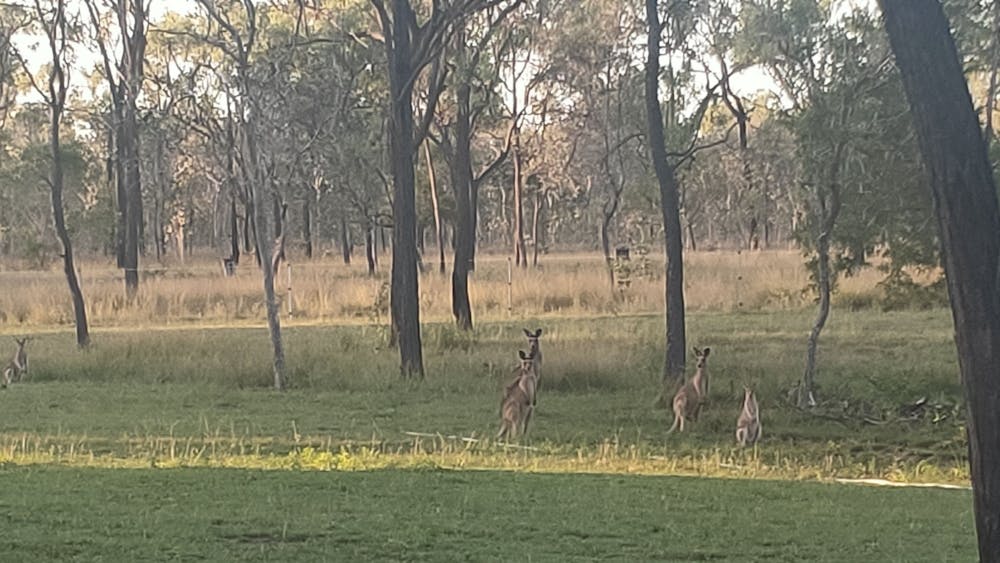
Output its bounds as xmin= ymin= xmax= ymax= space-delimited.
xmin=522 ymin=328 xmax=543 ymax=382
xmin=736 ymin=386 xmax=762 ymax=446
xmin=668 ymin=347 xmax=711 ymax=434
xmin=3 ymin=337 xmax=30 ymax=388
xmin=498 ymin=350 xmax=539 ymax=440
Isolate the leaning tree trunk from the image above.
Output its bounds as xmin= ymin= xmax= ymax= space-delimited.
xmin=645 ymin=0 xmax=686 ymax=386
xmin=48 ymin=77 xmax=89 ymax=348
xmin=881 ymin=1 xmax=1000 ymax=558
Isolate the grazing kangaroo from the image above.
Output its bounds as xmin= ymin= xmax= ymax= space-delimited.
xmin=498 ymin=350 xmax=539 ymax=440
xmin=667 ymin=347 xmax=711 ymax=434
xmin=522 ymin=328 xmax=543 ymax=382
xmin=3 ymin=337 xmax=30 ymax=388
xmin=736 ymin=386 xmax=762 ymax=446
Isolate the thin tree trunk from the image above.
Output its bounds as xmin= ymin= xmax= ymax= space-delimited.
xmin=424 ymin=140 xmax=445 ymax=274
xmin=798 ymin=178 xmax=845 ymax=407
xmin=229 ymin=197 xmax=240 ymax=264
xmin=365 ymin=222 xmax=376 ymax=275
xmin=110 ymin=117 xmax=126 ymax=269
xmin=44 ymin=3 xmax=89 ymax=347
xmin=243 ymin=118 xmax=285 ymax=390
xmin=302 ymin=198 xmax=312 ymax=259
xmin=340 ymin=216 xmax=352 ymax=265
xmin=645 ymin=0 xmax=686 ymax=386
xmin=512 ymin=134 xmax=526 ymax=267
xmin=531 ymin=188 xmax=540 ymax=267
xmin=881 ymin=2 xmax=1000 ymax=558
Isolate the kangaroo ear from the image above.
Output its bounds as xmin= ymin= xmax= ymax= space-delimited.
xmin=692 ymin=347 xmax=701 ymax=356
xmin=702 ymin=347 xmax=710 ymax=357
xmin=523 ymin=328 xmax=531 ymax=337
xmin=535 ymin=329 xmax=542 ymax=337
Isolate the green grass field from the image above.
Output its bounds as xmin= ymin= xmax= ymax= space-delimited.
xmin=0 ymin=260 xmax=978 ymax=559
xmin=0 ymin=466 xmax=975 ymax=561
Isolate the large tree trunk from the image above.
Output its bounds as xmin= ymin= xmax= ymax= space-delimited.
xmin=881 ymin=2 xmax=1000 ymax=558
xmin=645 ymin=0 xmax=686 ymax=384
xmin=122 ymin=102 xmax=142 ymax=300
xmin=383 ymin=0 xmax=424 ymax=378
xmin=450 ymin=75 xmax=475 ymax=331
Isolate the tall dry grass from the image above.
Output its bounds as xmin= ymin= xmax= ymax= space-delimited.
xmin=0 ymin=249 xmax=918 ymax=330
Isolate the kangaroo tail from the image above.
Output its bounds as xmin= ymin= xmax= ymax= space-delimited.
xmin=667 ymin=414 xmax=680 ymax=434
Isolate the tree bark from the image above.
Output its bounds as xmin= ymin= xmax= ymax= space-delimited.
xmin=881 ymin=2 xmax=1000 ymax=558
xmin=340 ymin=216 xmax=352 ymax=265
xmin=122 ymin=100 xmax=142 ymax=300
xmin=302 ymin=198 xmax=312 ymax=260
xmin=379 ymin=0 xmax=426 ymax=378
xmin=450 ymin=74 xmax=475 ymax=330
xmin=365 ymin=221 xmax=376 ymax=276
xmin=44 ymin=0 xmax=89 ymax=348
xmin=229 ymin=197 xmax=240 ymax=264
xmin=645 ymin=0 xmax=686 ymax=383
xmin=424 ymin=140 xmax=445 ymax=274
xmin=531 ymin=188 xmax=541 ymax=267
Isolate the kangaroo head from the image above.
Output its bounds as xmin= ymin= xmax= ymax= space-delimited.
xmin=14 ymin=337 xmax=27 ymax=349
xmin=517 ymin=349 xmax=535 ymax=371
xmin=523 ymin=328 xmax=543 ymax=344
xmin=693 ymin=347 xmax=710 ymax=369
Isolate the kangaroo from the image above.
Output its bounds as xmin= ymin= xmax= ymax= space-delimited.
xmin=667 ymin=347 xmax=711 ymax=434
xmin=736 ymin=386 xmax=761 ymax=446
xmin=522 ymin=328 xmax=543 ymax=383
xmin=498 ymin=350 xmax=538 ymax=440
xmin=3 ymin=337 xmax=30 ymax=388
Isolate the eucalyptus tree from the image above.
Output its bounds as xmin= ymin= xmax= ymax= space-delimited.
xmin=15 ymin=0 xmax=90 ymax=347
xmin=434 ymin=0 xmax=521 ymax=330
xmin=84 ymin=0 xmax=147 ymax=301
xmin=881 ymin=0 xmax=1000 ymax=556
xmin=740 ymin=1 xmax=930 ymax=406
xmin=371 ymin=0 xmax=512 ymax=377
xmin=181 ymin=0 xmax=287 ymax=390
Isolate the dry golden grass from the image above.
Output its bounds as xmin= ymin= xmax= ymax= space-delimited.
xmin=0 ymin=248 xmax=918 ymax=330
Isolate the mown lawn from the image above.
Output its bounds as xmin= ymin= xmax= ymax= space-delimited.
xmin=0 ymin=466 xmax=974 ymax=561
